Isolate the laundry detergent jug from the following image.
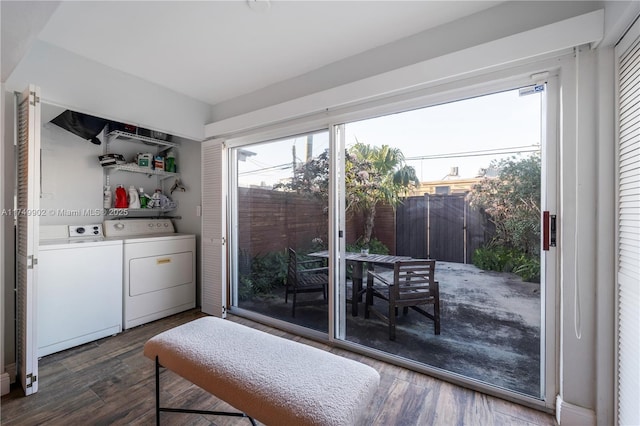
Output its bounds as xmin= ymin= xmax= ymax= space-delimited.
xmin=128 ymin=185 xmax=141 ymax=209
xmin=114 ymin=185 xmax=129 ymax=208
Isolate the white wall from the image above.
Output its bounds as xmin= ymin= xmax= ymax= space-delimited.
xmin=166 ymin=137 xmax=202 ymax=304
xmin=5 ymin=40 xmax=211 ymax=142
xmin=39 ymin=119 xmax=104 ymax=226
xmin=556 ymin=47 xmax=598 ymax=417
xmin=594 ymin=45 xmax=616 ymax=426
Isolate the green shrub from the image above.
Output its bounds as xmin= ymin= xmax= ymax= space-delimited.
xmin=238 ymin=249 xmax=288 ymax=297
xmin=473 ymin=246 xmax=540 ymax=283
xmin=237 ymin=276 xmax=254 ymax=301
xmin=473 ymin=246 xmax=513 ymax=271
xmin=346 ymin=238 xmax=389 ymax=255
xmin=513 ymin=256 xmax=540 ymax=282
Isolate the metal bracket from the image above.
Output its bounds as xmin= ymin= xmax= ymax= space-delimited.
xmin=26 ymin=373 xmax=37 ymax=388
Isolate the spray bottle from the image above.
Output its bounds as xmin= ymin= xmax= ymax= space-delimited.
xmin=103 ymin=185 xmax=112 ymax=208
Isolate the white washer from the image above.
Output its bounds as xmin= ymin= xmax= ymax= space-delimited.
xmin=103 ymin=219 xmax=196 ymax=330
xmin=38 ymin=225 xmax=123 ymax=357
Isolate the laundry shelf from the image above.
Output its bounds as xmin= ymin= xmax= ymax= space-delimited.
xmin=106 ymin=130 xmax=178 ymax=149
xmin=103 ymin=163 xmax=179 ymax=180
xmin=103 ymin=206 xmax=177 ymax=218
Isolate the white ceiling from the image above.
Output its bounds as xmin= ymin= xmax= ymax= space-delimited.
xmin=4 ymin=1 xmax=502 ymax=107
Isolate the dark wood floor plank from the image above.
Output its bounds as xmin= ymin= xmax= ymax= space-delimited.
xmin=1 ymin=309 xmax=556 ymax=426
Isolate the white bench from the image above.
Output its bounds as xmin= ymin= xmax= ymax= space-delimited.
xmin=143 ymin=317 xmax=380 ymax=425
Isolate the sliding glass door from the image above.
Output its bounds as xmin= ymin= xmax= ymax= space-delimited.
xmin=230 ymin=130 xmax=330 ymax=333
xmin=228 ymin=82 xmax=554 ymax=401
xmin=339 ymin=87 xmax=546 ymax=397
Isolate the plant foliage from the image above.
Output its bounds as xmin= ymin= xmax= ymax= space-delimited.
xmin=468 ymin=155 xmax=541 ymax=255
xmin=276 ymin=142 xmax=418 ymax=246
xmin=468 ymin=154 xmax=541 ymax=282
xmin=346 ymin=238 xmax=389 ymax=255
xmin=472 ymin=246 xmax=540 ymax=282
xmin=237 ymin=250 xmax=288 ymax=299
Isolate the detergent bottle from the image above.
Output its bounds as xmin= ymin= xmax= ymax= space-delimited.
xmin=114 ymin=185 xmax=128 ymax=208
xmin=139 ymin=187 xmax=149 ymax=208
xmin=128 ymin=185 xmax=141 ymax=209
xmin=165 ymin=150 xmax=176 ymax=173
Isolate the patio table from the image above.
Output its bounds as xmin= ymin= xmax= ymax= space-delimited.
xmin=308 ymin=250 xmax=413 ymax=316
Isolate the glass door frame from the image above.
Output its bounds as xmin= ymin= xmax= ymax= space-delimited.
xmin=225 ymin=125 xmax=335 ymax=339
xmin=328 ymin=124 xmax=347 ymax=342
xmin=224 ymin=69 xmax=559 ymax=410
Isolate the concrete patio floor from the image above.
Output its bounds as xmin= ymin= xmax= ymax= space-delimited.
xmin=239 ymin=261 xmax=541 ymax=397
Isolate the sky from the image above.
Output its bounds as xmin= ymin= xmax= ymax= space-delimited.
xmin=238 ymin=87 xmax=542 ymax=187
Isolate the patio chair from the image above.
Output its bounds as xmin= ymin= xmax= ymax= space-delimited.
xmin=285 ymin=248 xmax=328 ymax=317
xmin=364 ymin=260 xmax=440 ymax=340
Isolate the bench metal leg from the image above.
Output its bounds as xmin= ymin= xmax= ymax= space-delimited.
xmin=154 ymin=356 xmax=256 ymax=425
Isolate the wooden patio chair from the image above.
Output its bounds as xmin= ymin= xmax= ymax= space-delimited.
xmin=285 ymin=248 xmax=328 ymax=317
xmin=364 ymin=259 xmax=440 ymax=340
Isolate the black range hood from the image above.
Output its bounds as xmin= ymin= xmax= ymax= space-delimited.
xmin=50 ymin=110 xmax=109 ymax=145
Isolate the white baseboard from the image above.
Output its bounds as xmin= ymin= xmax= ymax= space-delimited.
xmin=1 ymin=372 xmax=10 ymax=396
xmin=556 ymin=395 xmax=596 ymax=426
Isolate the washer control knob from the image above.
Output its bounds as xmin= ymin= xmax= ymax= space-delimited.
xmin=164 ymin=223 xmax=169 ymax=227
xmin=148 ymin=223 xmax=154 ymax=227
xmin=115 ymin=223 xmax=125 ymax=230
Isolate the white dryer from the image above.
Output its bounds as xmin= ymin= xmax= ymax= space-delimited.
xmin=103 ymin=219 xmax=196 ymax=329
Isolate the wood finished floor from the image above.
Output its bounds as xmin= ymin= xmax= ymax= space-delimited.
xmin=1 ymin=309 xmax=556 ymax=426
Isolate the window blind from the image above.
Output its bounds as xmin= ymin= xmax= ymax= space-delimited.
xmin=617 ymin=19 xmax=640 ymax=426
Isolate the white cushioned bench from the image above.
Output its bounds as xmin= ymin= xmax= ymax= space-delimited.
xmin=143 ymin=317 xmax=380 ymax=425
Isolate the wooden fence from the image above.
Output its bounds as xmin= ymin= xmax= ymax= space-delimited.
xmin=237 ymin=188 xmax=491 ymax=263
xmin=237 ymin=187 xmax=327 ymax=256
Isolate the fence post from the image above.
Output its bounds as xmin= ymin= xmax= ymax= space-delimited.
xmin=425 ymin=193 xmax=431 ymax=259
xmin=463 ymin=196 xmax=467 ymax=264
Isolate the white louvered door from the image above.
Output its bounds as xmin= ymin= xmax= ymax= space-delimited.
xmin=616 ymin=17 xmax=640 ymax=426
xmin=201 ymin=139 xmax=226 ymax=317
xmin=16 ymin=85 xmax=41 ymax=395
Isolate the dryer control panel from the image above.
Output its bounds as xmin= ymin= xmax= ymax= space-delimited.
xmin=103 ymin=219 xmax=175 ymax=237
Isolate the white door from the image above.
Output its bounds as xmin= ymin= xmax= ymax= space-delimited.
xmin=201 ymin=139 xmax=227 ymax=317
xmin=15 ymin=85 xmax=41 ymax=395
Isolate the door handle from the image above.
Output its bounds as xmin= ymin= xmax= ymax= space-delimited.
xmin=543 ymin=211 xmax=557 ymax=251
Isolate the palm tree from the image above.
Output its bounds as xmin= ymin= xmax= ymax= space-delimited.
xmin=347 ymin=142 xmax=418 ymax=246
xmin=278 ymin=142 xmax=418 ymax=248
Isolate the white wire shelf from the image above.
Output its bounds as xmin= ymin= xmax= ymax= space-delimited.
xmin=103 ymin=163 xmax=179 ymax=180
xmin=103 ymin=206 xmax=177 ymax=218
xmin=106 ymin=130 xmax=179 ymax=149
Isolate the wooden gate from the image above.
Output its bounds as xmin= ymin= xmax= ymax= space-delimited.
xmin=396 ymin=194 xmax=491 ymax=263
